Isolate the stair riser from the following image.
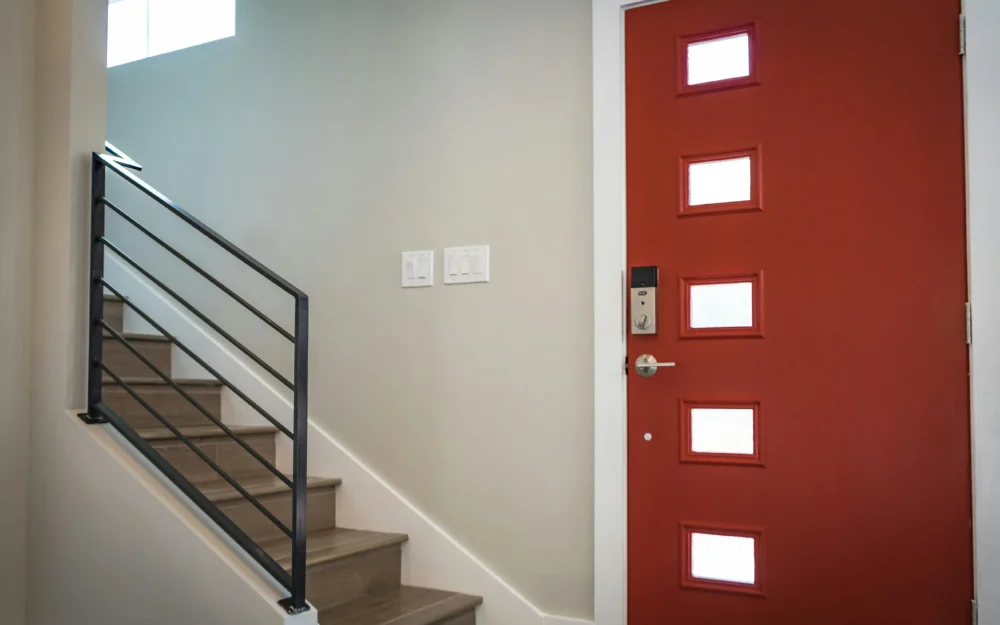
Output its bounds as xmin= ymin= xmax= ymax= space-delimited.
xmin=104 ymin=385 xmax=222 ymax=429
xmin=103 ymin=337 xmax=172 ymax=379
xmin=306 ymin=544 xmax=402 ymax=611
xmin=104 ymin=300 xmax=124 ymax=333
xmin=217 ymin=487 xmax=337 ymax=544
xmin=150 ymin=433 xmax=276 ymax=484
xmin=434 ymin=611 xmax=477 ymax=625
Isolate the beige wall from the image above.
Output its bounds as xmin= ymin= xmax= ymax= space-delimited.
xmin=0 ymin=0 xmax=35 ymax=622
xmin=27 ymin=0 xmax=108 ymax=619
xmin=107 ymin=0 xmax=594 ymax=616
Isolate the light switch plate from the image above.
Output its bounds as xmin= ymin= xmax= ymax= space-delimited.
xmin=444 ymin=245 xmax=489 ymax=285
xmin=402 ymin=251 xmax=434 ymax=288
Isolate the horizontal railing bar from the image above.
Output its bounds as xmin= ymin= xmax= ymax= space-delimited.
xmin=101 ymin=238 xmax=295 ymax=390
xmin=101 ymin=321 xmax=292 ymax=489
xmin=92 ymin=400 xmax=293 ymax=593
xmin=101 ymin=198 xmax=295 ymax=343
xmin=100 ymin=279 xmax=294 ymax=439
xmin=101 ymin=364 xmax=295 ymax=539
xmin=98 ymin=153 xmax=305 ymax=298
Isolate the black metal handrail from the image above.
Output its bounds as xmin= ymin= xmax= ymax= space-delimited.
xmin=101 ymin=321 xmax=291 ymax=489
xmin=100 ymin=280 xmax=293 ymax=438
xmin=82 ymin=145 xmax=310 ymax=614
xmin=98 ymin=151 xmax=305 ymax=297
xmin=102 ymin=198 xmax=294 ymax=342
xmin=100 ymin=359 xmax=294 ymax=537
xmin=102 ymin=237 xmax=294 ymax=389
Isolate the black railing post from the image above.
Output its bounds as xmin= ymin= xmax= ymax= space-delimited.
xmin=283 ymin=294 xmax=309 ymax=614
xmin=80 ymin=153 xmax=108 ymax=424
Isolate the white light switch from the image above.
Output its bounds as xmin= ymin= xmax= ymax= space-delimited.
xmin=402 ymin=251 xmax=433 ymax=288
xmin=444 ymin=246 xmax=489 ymax=285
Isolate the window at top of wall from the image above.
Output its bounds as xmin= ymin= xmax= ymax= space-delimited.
xmin=107 ymin=0 xmax=235 ymax=68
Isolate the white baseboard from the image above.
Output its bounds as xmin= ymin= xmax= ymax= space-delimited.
xmin=105 ymin=256 xmax=591 ymax=625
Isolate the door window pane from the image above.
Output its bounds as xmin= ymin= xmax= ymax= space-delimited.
xmin=688 ymin=156 xmax=752 ymax=206
xmin=689 ymin=281 xmax=754 ymax=329
xmin=687 ymin=33 xmax=751 ymax=86
xmin=691 ymin=533 xmax=756 ymax=584
xmin=691 ymin=408 xmax=755 ymax=455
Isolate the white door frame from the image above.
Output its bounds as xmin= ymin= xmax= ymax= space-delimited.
xmin=592 ymin=3 xmax=667 ymax=625
xmin=592 ymin=1 xmax=997 ymax=624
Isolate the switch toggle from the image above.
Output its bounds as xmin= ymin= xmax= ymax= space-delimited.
xmin=444 ymin=246 xmax=490 ymax=285
xmin=402 ymin=251 xmax=434 ymax=288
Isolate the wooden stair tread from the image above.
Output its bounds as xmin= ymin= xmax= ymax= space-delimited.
xmin=136 ymin=424 xmax=277 ymax=442
xmin=318 ymin=586 xmax=481 ymax=625
xmin=260 ymin=527 xmax=408 ymax=570
xmin=201 ymin=475 xmax=341 ymax=503
xmin=103 ymin=294 xmax=122 ymax=302
xmin=102 ymin=331 xmax=170 ymax=342
xmin=102 ymin=377 xmax=222 ymax=387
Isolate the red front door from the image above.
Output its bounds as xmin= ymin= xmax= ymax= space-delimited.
xmin=625 ymin=1 xmax=972 ymax=623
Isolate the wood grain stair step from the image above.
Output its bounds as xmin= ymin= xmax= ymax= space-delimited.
xmin=263 ymin=528 xmax=410 ymax=610
xmin=201 ymin=475 xmax=342 ymax=503
xmin=137 ymin=424 xmax=279 ymax=484
xmin=102 ymin=378 xmax=224 ymax=429
xmin=201 ymin=475 xmax=340 ymax=543
xmin=102 ymin=333 xmax=173 ymax=378
xmin=101 ymin=331 xmax=169 ymax=341
xmin=318 ymin=586 xmax=481 ymax=625
xmin=102 ymin=376 xmax=222 ymax=387
xmin=136 ymin=424 xmax=277 ymax=442
xmin=102 ymin=295 xmax=125 ymax=332
xmin=262 ymin=527 xmax=408 ymax=570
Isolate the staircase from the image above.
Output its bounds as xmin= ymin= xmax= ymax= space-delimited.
xmin=86 ymin=146 xmax=481 ymax=624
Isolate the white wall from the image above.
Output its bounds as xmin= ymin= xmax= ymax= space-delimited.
xmin=106 ymin=0 xmax=595 ymax=616
xmin=0 ymin=0 xmax=35 ymax=622
xmin=967 ymin=0 xmax=1000 ymax=621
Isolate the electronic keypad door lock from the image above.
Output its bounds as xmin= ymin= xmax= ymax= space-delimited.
xmin=630 ymin=266 xmax=658 ymax=335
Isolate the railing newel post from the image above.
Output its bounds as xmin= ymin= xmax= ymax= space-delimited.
xmin=290 ymin=294 xmax=309 ymax=613
xmin=80 ymin=153 xmax=108 ymax=425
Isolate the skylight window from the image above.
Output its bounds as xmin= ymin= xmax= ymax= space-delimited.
xmin=107 ymin=0 xmax=235 ymax=68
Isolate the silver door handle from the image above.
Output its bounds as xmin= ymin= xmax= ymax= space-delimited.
xmin=635 ymin=354 xmax=676 ymax=377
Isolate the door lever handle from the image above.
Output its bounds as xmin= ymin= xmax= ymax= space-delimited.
xmin=635 ymin=354 xmax=676 ymax=377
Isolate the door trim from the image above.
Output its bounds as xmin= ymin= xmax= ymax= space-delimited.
xmin=592 ymin=3 xmax=668 ymax=625
xmin=594 ymin=1 xmax=988 ymax=624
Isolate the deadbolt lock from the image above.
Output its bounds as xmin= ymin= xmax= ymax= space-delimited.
xmin=635 ymin=313 xmax=652 ymax=330
xmin=631 ymin=266 xmax=658 ymax=335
